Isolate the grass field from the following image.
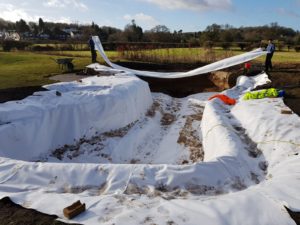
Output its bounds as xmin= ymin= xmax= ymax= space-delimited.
xmin=0 ymin=48 xmax=299 ymax=90
xmin=119 ymin=48 xmax=300 ymax=64
xmin=40 ymin=50 xmax=119 ymax=59
xmin=0 ymin=52 xmax=94 ymax=89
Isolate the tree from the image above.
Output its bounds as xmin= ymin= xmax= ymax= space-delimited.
xmin=232 ymin=31 xmax=244 ymax=42
xmin=0 ymin=18 xmax=14 ymax=30
xmin=80 ymin=25 xmax=94 ymax=40
xmin=204 ymin=24 xmax=221 ymax=42
xmin=107 ymin=32 xmax=127 ymax=42
xmin=98 ymin=26 xmax=122 ymax=42
xmin=124 ymin=20 xmax=143 ymax=42
xmin=38 ymin=18 xmax=45 ymax=32
xmin=294 ymin=33 xmax=300 ymax=45
xmin=220 ymin=30 xmax=234 ymax=43
xmin=15 ymin=19 xmax=30 ymax=33
xmin=28 ymin=22 xmax=39 ymax=36
xmin=145 ymin=25 xmax=172 ymax=42
xmin=150 ymin=25 xmax=170 ymax=33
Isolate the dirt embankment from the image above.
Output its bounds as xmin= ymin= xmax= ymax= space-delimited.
xmin=120 ymin=62 xmax=300 ymax=117
xmin=252 ymin=64 xmax=300 ymax=116
xmin=269 ymin=65 xmax=300 ymax=116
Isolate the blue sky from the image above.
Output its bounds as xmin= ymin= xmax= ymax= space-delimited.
xmin=0 ymin=0 xmax=299 ymax=31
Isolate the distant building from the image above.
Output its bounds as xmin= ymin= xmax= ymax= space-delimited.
xmin=63 ymin=27 xmax=82 ymax=39
xmin=38 ymin=32 xmax=50 ymax=40
xmin=0 ymin=31 xmax=5 ymax=40
xmin=53 ymin=29 xmax=70 ymax=40
xmin=69 ymin=31 xmax=83 ymax=39
xmin=1 ymin=30 xmax=21 ymax=41
xmin=63 ymin=27 xmax=78 ymax=34
xmin=22 ymin=31 xmax=35 ymax=39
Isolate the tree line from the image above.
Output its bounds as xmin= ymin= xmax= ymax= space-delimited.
xmin=1 ymin=18 xmax=300 ymax=50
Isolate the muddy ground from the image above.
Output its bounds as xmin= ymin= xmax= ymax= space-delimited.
xmin=0 ymin=197 xmax=81 ymax=225
xmin=0 ymin=62 xmax=299 ymax=224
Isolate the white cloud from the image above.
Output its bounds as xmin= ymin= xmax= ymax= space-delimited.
xmin=44 ymin=0 xmax=65 ymax=8
xmin=140 ymin=0 xmax=232 ymax=11
xmin=277 ymin=8 xmax=300 ymax=19
xmin=123 ymin=13 xmax=159 ymax=29
xmin=0 ymin=3 xmax=73 ymax=23
xmin=0 ymin=3 xmax=40 ymax=22
xmin=47 ymin=16 xmax=73 ymax=23
xmin=44 ymin=0 xmax=88 ymax=11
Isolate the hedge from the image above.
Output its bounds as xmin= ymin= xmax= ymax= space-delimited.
xmin=1 ymin=40 xmax=32 ymax=51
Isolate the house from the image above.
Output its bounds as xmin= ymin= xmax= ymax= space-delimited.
xmin=22 ymin=31 xmax=35 ymax=39
xmin=38 ymin=32 xmax=50 ymax=40
xmin=63 ymin=27 xmax=83 ymax=39
xmin=3 ymin=30 xmax=21 ymax=41
xmin=0 ymin=31 xmax=5 ymax=40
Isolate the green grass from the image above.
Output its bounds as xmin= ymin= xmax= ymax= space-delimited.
xmin=0 ymin=51 xmax=92 ymax=89
xmin=44 ymin=50 xmax=119 ymax=59
xmin=119 ymin=48 xmax=300 ymax=64
xmin=267 ymin=51 xmax=300 ymax=63
xmin=119 ymin=48 xmax=235 ymax=64
xmin=0 ymin=48 xmax=299 ymax=90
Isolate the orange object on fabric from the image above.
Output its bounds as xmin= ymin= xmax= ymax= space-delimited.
xmin=208 ymin=94 xmax=236 ymax=105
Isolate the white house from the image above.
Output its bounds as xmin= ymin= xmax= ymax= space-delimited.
xmin=3 ymin=31 xmax=21 ymax=41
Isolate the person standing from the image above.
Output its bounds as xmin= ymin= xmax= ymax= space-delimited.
xmin=88 ymin=35 xmax=97 ymax=63
xmin=265 ymin=39 xmax=275 ymax=72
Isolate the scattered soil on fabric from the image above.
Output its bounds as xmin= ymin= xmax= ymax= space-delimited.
xmin=49 ymin=73 xmax=91 ymax=83
xmin=184 ymin=183 xmax=217 ymax=195
xmin=177 ymin=114 xmax=204 ymax=162
xmin=160 ymin=113 xmax=176 ymax=126
xmin=123 ymin=182 xmax=220 ymax=198
xmin=232 ymin=125 xmax=263 ymax=159
xmin=50 ymin=122 xmax=136 ymax=161
xmin=177 ymin=102 xmax=204 ymax=162
xmin=0 ymin=197 xmax=81 ymax=225
xmin=146 ymin=101 xmax=160 ymax=117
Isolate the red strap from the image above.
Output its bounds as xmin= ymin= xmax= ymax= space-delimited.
xmin=208 ymin=94 xmax=236 ymax=105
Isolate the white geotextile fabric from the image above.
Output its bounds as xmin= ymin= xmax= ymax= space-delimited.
xmin=92 ymin=36 xmax=267 ymax=79
xmin=0 ymin=73 xmax=300 ymax=224
xmin=0 ymin=76 xmax=152 ymax=161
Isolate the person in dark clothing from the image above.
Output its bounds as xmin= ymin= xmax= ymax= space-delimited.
xmin=88 ymin=35 xmax=97 ymax=63
xmin=265 ymin=39 xmax=275 ymax=72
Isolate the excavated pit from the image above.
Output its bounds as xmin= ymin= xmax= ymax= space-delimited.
xmin=1 ymin=63 xmax=299 ymax=166
xmin=1 ymin=64 xmax=300 ymax=225
xmin=36 ymin=63 xmax=244 ymax=165
xmin=38 ymin=92 xmax=209 ymax=165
